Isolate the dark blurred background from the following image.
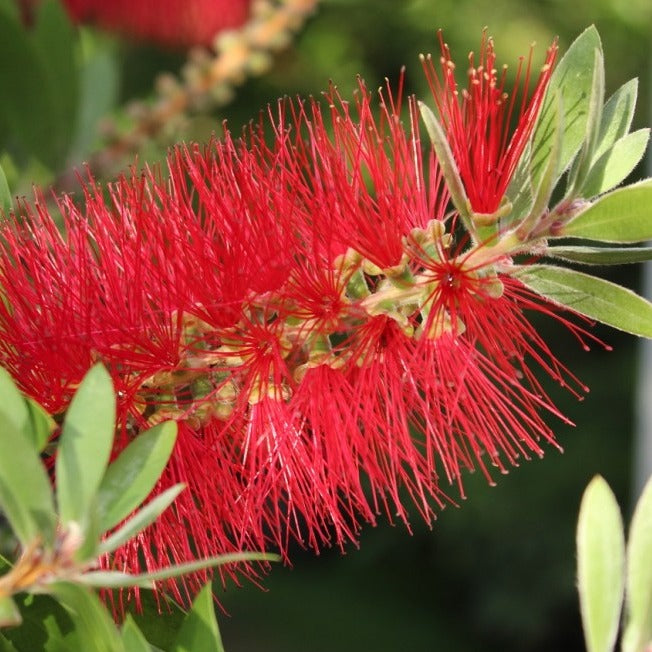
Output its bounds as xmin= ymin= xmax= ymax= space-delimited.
xmin=4 ymin=0 xmax=652 ymax=649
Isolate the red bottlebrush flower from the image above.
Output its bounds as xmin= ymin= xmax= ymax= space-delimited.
xmin=0 ymin=60 xmax=592 ymax=602
xmin=422 ymin=30 xmax=558 ymax=216
xmin=61 ymin=0 xmax=253 ymax=49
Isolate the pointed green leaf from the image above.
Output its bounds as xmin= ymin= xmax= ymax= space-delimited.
xmin=48 ymin=583 xmax=124 ymax=652
xmin=30 ymin=0 xmax=79 ymax=165
xmin=560 ymin=179 xmax=652 ymax=243
xmin=516 ymin=92 xmax=563 ymax=239
xmin=545 ymin=245 xmax=652 ymax=266
xmin=97 ymin=421 xmax=177 ymax=532
xmin=173 ymin=583 xmax=224 ymax=652
xmin=0 ymin=369 xmax=56 ymax=547
xmin=121 ymin=615 xmax=152 ymax=652
xmin=567 ymin=47 xmax=605 ymax=196
xmin=515 ymin=264 xmax=652 ymax=338
xmin=56 ymin=364 xmax=115 ymax=528
xmin=25 ymin=398 xmax=56 ymax=453
xmin=622 ymin=476 xmax=652 ymax=652
xmin=592 ymin=79 xmax=638 ymax=163
xmin=98 ymin=484 xmax=185 ymax=555
xmin=530 ymin=26 xmax=602 ymax=186
xmin=576 ymin=476 xmax=625 ymax=652
xmin=418 ymin=102 xmax=472 ymax=229
xmin=0 ymin=598 xmax=21 ymax=628
xmin=0 ymin=163 xmax=11 ymax=216
xmin=582 ymin=129 xmax=650 ymax=198
xmin=80 ymin=551 xmax=279 ymax=587
xmin=503 ymin=142 xmax=534 ymax=227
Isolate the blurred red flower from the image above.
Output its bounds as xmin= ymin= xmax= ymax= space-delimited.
xmin=61 ymin=0 xmax=252 ymax=48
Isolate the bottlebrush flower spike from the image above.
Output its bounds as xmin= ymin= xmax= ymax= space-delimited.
xmin=0 ymin=63 xmax=598 ymax=602
xmin=61 ymin=0 xmax=253 ymax=49
xmin=421 ymin=30 xmax=558 ymax=219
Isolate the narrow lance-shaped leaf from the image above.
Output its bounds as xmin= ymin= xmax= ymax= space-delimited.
xmin=98 ymin=484 xmax=185 ymax=555
xmin=567 ymin=47 xmax=605 ymax=197
xmin=622 ymin=476 xmax=652 ymax=652
xmin=173 ymin=583 xmax=224 ymax=652
xmin=529 ymin=26 xmax=602 ymax=187
xmin=97 ymin=420 xmax=178 ymax=532
xmin=48 ymin=582 xmax=124 ymax=652
xmin=514 ymin=264 xmax=652 ymax=338
xmin=560 ymin=179 xmax=652 ymax=243
xmin=79 ymin=552 xmax=280 ymax=588
xmin=576 ymin=476 xmax=625 ymax=652
xmin=120 ymin=615 xmax=152 ymax=652
xmin=0 ymin=369 xmax=56 ymax=547
xmin=0 ymin=597 xmax=21 ymax=628
xmin=0 ymin=163 xmax=10 ymax=215
xmin=581 ymin=129 xmax=650 ymax=198
xmin=592 ymin=78 xmax=638 ymax=163
xmin=418 ymin=101 xmax=473 ymax=230
xmin=56 ymin=364 xmax=115 ymax=529
xmin=544 ymin=245 xmax=652 ymax=266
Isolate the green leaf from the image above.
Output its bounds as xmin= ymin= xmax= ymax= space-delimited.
xmin=544 ymin=245 xmax=652 ymax=266
xmin=56 ymin=364 xmax=115 ymax=530
xmin=0 ymin=163 xmax=11 ymax=215
xmin=69 ymin=34 xmax=119 ymax=160
xmin=1 ymin=592 xmax=80 ymax=652
xmin=622 ymin=476 xmax=652 ymax=652
xmin=0 ymin=598 xmax=21 ymax=628
xmin=98 ymin=484 xmax=185 ymax=555
xmin=592 ymin=79 xmax=638 ymax=163
xmin=516 ymin=92 xmax=563 ymax=239
xmin=0 ymin=8 xmax=62 ymax=167
xmin=582 ymin=129 xmax=650 ymax=197
xmin=576 ymin=476 xmax=625 ymax=652
xmin=173 ymin=583 xmax=224 ymax=652
xmin=530 ymin=26 xmax=602 ymax=187
xmin=79 ymin=551 xmax=279 ymax=587
xmin=566 ymin=47 xmax=605 ymax=196
xmin=30 ymin=0 xmax=79 ymax=165
xmin=560 ymin=180 xmax=652 ymax=243
xmin=514 ymin=264 xmax=652 ymax=338
xmin=24 ymin=398 xmax=56 ymax=453
xmin=418 ymin=101 xmax=472 ymax=230
xmin=48 ymin=583 xmax=124 ymax=652
xmin=0 ymin=369 xmax=56 ymax=547
xmin=97 ymin=421 xmax=178 ymax=532
xmin=121 ymin=615 xmax=152 ymax=652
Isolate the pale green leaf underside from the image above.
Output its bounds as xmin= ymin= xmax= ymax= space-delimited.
xmin=576 ymin=476 xmax=625 ymax=652
xmin=515 ymin=264 xmax=652 ymax=338
xmin=544 ymin=246 xmax=652 ymax=265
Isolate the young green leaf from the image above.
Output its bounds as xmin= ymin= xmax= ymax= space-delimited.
xmin=530 ymin=26 xmax=602 ymax=187
xmin=622 ymin=476 xmax=652 ymax=652
xmin=592 ymin=78 xmax=638 ymax=163
xmin=24 ymin=398 xmax=55 ymax=453
xmin=576 ymin=476 xmax=625 ymax=652
xmin=560 ymin=179 xmax=652 ymax=243
xmin=0 ymin=163 xmax=10 ymax=216
xmin=544 ymin=245 xmax=652 ymax=266
xmin=566 ymin=47 xmax=605 ymax=196
xmin=56 ymin=364 xmax=116 ymax=529
xmin=0 ymin=370 xmax=56 ymax=547
xmin=172 ymin=583 xmax=224 ymax=652
xmin=581 ymin=129 xmax=650 ymax=198
xmin=98 ymin=484 xmax=185 ymax=555
xmin=121 ymin=615 xmax=153 ymax=652
xmin=79 ymin=551 xmax=279 ymax=587
xmin=418 ymin=101 xmax=472 ymax=230
xmin=514 ymin=264 xmax=652 ymax=338
xmin=48 ymin=582 xmax=124 ymax=652
xmin=97 ymin=421 xmax=178 ymax=532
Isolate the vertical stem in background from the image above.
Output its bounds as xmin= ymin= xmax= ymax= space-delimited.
xmin=633 ymin=61 xmax=652 ymax=499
